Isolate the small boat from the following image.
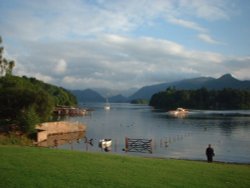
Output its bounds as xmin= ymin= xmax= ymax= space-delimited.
xmin=104 ymin=105 xmax=110 ymax=110
xmin=99 ymin=139 xmax=112 ymax=152
xmin=104 ymin=98 xmax=111 ymax=110
xmin=169 ymin=108 xmax=188 ymax=117
xmin=98 ymin=138 xmax=112 ymax=149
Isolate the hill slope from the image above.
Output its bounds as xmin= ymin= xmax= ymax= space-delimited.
xmin=71 ymin=89 xmax=105 ymax=103
xmin=130 ymin=74 xmax=250 ymax=100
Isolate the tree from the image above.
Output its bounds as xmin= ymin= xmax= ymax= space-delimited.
xmin=19 ymin=106 xmax=40 ymax=134
xmin=149 ymin=88 xmax=250 ymax=110
xmin=0 ymin=36 xmax=15 ymax=77
xmin=0 ymin=37 xmax=77 ymax=135
xmin=0 ymin=75 xmax=77 ymax=134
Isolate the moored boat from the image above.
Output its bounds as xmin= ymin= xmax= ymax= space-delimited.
xmin=98 ymin=138 xmax=112 ymax=149
xmin=104 ymin=98 xmax=111 ymax=110
xmin=169 ymin=108 xmax=188 ymax=117
xmin=104 ymin=105 xmax=111 ymax=110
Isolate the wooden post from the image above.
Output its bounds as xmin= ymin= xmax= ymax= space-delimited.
xmin=86 ymin=142 xmax=88 ymax=151
xmin=153 ymin=138 xmax=156 ymax=151
xmin=125 ymin=137 xmax=128 ymax=152
xmin=114 ymin=139 xmax=117 ymax=152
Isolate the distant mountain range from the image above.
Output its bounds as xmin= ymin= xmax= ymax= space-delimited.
xmin=71 ymin=74 xmax=250 ymax=103
xmin=129 ymin=74 xmax=250 ymax=100
xmin=70 ymin=89 xmax=128 ymax=103
xmin=70 ymin=89 xmax=104 ymax=103
xmin=92 ymin=87 xmax=138 ymax=98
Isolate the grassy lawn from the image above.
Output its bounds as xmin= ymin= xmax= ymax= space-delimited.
xmin=0 ymin=145 xmax=249 ymax=188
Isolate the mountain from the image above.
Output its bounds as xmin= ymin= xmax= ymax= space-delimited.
xmin=129 ymin=83 xmax=169 ymax=100
xmin=109 ymin=94 xmax=128 ymax=103
xmin=71 ymin=89 xmax=105 ymax=103
xmin=129 ymin=74 xmax=250 ymax=100
xmin=205 ymin=74 xmax=244 ymax=89
xmin=129 ymin=76 xmax=214 ymax=100
xmin=70 ymin=74 xmax=250 ymax=103
xmin=93 ymin=87 xmax=138 ymax=98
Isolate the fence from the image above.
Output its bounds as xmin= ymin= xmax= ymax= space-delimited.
xmin=125 ymin=137 xmax=152 ymax=153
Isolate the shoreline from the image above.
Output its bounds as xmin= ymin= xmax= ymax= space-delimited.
xmin=0 ymin=144 xmax=249 ymax=165
xmin=124 ymin=153 xmax=250 ymax=165
xmin=55 ymin=145 xmax=250 ymax=165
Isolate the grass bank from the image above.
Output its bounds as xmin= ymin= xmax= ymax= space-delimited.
xmin=0 ymin=133 xmax=33 ymax=145
xmin=0 ymin=145 xmax=249 ymax=188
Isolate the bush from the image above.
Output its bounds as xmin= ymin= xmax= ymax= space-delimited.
xmin=19 ymin=106 xmax=40 ymax=134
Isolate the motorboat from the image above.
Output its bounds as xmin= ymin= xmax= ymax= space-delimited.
xmin=104 ymin=104 xmax=110 ymax=110
xmin=169 ymin=108 xmax=188 ymax=117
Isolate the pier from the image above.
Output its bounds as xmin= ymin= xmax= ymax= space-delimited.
xmin=53 ymin=106 xmax=90 ymax=116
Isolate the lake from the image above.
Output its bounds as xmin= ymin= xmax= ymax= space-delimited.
xmin=58 ymin=103 xmax=250 ymax=163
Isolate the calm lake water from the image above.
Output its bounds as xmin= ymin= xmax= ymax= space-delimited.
xmin=58 ymin=103 xmax=250 ymax=163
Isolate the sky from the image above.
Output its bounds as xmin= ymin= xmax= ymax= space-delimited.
xmin=0 ymin=0 xmax=250 ymax=92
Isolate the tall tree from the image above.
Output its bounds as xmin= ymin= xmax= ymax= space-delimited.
xmin=0 ymin=36 xmax=15 ymax=77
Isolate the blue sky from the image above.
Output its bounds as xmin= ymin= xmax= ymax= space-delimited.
xmin=0 ymin=0 xmax=250 ymax=93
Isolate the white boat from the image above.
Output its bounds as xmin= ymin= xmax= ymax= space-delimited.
xmin=98 ymin=138 xmax=112 ymax=149
xmin=104 ymin=105 xmax=110 ymax=110
xmin=169 ymin=108 xmax=188 ymax=117
xmin=104 ymin=98 xmax=111 ymax=110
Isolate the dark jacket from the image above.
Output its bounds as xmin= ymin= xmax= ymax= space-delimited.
xmin=206 ymin=147 xmax=214 ymax=157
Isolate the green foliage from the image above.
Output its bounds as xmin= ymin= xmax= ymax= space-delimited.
xmin=0 ymin=36 xmax=76 ymax=134
xmin=130 ymin=98 xmax=149 ymax=104
xmin=18 ymin=106 xmax=40 ymax=134
xmin=22 ymin=76 xmax=77 ymax=106
xmin=0 ymin=76 xmax=77 ymax=134
xmin=1 ymin=146 xmax=250 ymax=188
xmin=150 ymin=87 xmax=250 ymax=110
xmin=0 ymin=36 xmax=15 ymax=77
xmin=0 ymin=134 xmax=33 ymax=145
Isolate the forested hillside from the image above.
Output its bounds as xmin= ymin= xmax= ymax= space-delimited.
xmin=0 ymin=36 xmax=76 ymax=134
xmin=71 ymin=89 xmax=105 ymax=103
xmin=150 ymin=87 xmax=250 ymax=110
xmin=130 ymin=74 xmax=250 ymax=100
xmin=0 ymin=75 xmax=77 ymax=134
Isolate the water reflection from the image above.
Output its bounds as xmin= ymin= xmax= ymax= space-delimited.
xmin=57 ymin=103 xmax=250 ymax=163
xmin=37 ymin=131 xmax=85 ymax=147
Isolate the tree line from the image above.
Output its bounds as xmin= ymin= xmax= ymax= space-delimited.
xmin=0 ymin=75 xmax=77 ymax=134
xmin=0 ymin=37 xmax=77 ymax=134
xmin=149 ymin=87 xmax=250 ymax=110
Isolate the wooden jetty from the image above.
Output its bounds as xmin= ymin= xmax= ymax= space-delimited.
xmin=53 ymin=106 xmax=90 ymax=116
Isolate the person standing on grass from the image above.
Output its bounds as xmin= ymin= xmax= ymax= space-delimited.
xmin=206 ymin=144 xmax=215 ymax=162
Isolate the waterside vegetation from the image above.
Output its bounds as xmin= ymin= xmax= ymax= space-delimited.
xmin=0 ymin=75 xmax=77 ymax=134
xmin=150 ymin=87 xmax=250 ymax=110
xmin=0 ymin=145 xmax=249 ymax=188
xmin=130 ymin=98 xmax=149 ymax=105
xmin=0 ymin=37 xmax=77 ymax=136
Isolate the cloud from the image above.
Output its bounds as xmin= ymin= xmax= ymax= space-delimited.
xmin=167 ymin=17 xmax=207 ymax=32
xmin=34 ymin=73 xmax=53 ymax=83
xmin=226 ymin=56 xmax=250 ymax=71
xmin=179 ymin=0 xmax=230 ymax=21
xmin=1 ymin=0 xmax=248 ymax=91
xmin=10 ymin=34 xmax=249 ymax=90
xmin=0 ymin=0 xmax=233 ymax=41
xmin=55 ymin=59 xmax=67 ymax=74
xmin=197 ymin=34 xmax=224 ymax=45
